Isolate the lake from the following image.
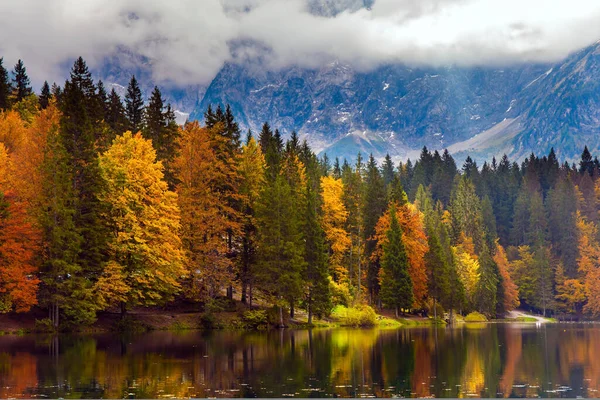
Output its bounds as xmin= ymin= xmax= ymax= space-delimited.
xmin=0 ymin=323 xmax=599 ymax=398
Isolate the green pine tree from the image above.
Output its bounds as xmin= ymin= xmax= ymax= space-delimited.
xmin=39 ymin=81 xmax=52 ymax=109
xmin=303 ymin=183 xmax=332 ymax=324
xmin=125 ymin=75 xmax=143 ymax=132
xmin=379 ymin=206 xmax=413 ymax=317
xmin=106 ymin=88 xmax=127 ymax=136
xmin=12 ymin=59 xmax=32 ymax=102
xmin=0 ymin=58 xmax=11 ymax=110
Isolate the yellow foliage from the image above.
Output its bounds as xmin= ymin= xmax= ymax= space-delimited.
xmin=98 ymin=131 xmax=185 ymax=308
xmin=453 ymin=237 xmax=480 ymax=307
xmin=320 ymin=176 xmax=351 ymax=284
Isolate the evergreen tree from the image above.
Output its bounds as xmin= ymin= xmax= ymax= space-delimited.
xmin=580 ymin=146 xmax=594 ymax=176
xmin=547 ymin=174 xmax=579 ymax=276
xmin=38 ymin=81 xmax=52 ymax=110
xmin=303 ymin=183 xmax=331 ymax=323
xmin=142 ymin=86 xmax=181 ymax=188
xmin=125 ymin=75 xmax=143 ymax=132
xmin=256 ymin=174 xmax=305 ymax=327
xmin=12 ymin=59 xmax=32 ymax=102
xmin=475 ymin=244 xmax=500 ymax=317
xmin=379 ymin=206 xmax=413 ymax=317
xmin=95 ymin=79 xmax=108 ymax=118
xmin=363 ymin=154 xmax=387 ymax=303
xmin=0 ymin=58 xmax=11 ymax=110
xmin=382 ymin=154 xmax=395 ymax=187
xmin=39 ymin=124 xmax=97 ymax=328
xmin=106 ymin=88 xmax=127 ymax=136
xmin=58 ymin=57 xmax=108 ymax=281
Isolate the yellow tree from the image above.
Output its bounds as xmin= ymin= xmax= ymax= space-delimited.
xmin=576 ymin=212 xmax=600 ymax=317
xmin=452 ymin=234 xmax=480 ymax=308
xmin=96 ymin=131 xmax=185 ymax=313
xmin=373 ymin=202 xmax=428 ymax=307
xmin=237 ymin=134 xmax=265 ymax=304
xmin=320 ymin=176 xmax=351 ymax=285
xmin=555 ymin=263 xmax=586 ymax=314
xmin=174 ymin=121 xmax=241 ymax=300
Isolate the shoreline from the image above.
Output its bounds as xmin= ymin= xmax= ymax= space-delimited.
xmin=0 ymin=308 xmax=569 ymax=336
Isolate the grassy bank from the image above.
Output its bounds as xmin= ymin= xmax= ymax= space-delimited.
xmin=0 ymin=302 xmax=448 ymax=334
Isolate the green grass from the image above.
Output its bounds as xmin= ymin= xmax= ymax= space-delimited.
xmin=378 ymin=316 xmax=402 ymax=328
xmin=514 ymin=316 xmax=537 ymax=322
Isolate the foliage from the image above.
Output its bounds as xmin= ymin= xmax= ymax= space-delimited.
xmin=464 ymin=312 xmax=488 ymax=322
xmin=97 ymin=131 xmax=185 ymax=310
xmin=241 ymin=309 xmax=269 ymax=329
xmin=331 ymin=304 xmax=377 ymax=327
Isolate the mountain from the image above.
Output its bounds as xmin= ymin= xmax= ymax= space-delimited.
xmin=190 ymin=60 xmax=548 ymax=161
xmin=99 ymin=41 xmax=600 ymax=163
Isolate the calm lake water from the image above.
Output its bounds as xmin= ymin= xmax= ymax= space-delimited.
xmin=1 ymin=323 xmax=599 ymax=398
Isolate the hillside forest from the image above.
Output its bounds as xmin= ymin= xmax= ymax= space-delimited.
xmin=1 ymin=57 xmax=599 ymax=329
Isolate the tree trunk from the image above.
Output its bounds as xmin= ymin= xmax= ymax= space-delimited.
xmin=395 ymin=306 xmax=399 ymax=318
xmin=241 ymin=282 xmax=247 ymax=304
xmin=120 ymin=301 xmax=127 ymax=318
xmin=433 ymin=297 xmax=437 ymax=321
xmin=249 ymin=283 xmax=253 ymax=307
xmin=279 ymin=305 xmax=284 ymax=328
xmin=227 ymin=285 xmax=233 ymax=300
xmin=290 ymin=301 xmax=294 ymax=319
xmin=307 ymin=291 xmax=313 ymax=325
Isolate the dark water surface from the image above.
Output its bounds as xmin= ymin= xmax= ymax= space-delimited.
xmin=1 ymin=323 xmax=599 ymax=398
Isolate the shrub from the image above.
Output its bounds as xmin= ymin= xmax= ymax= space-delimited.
xmin=241 ymin=309 xmax=269 ymax=329
xmin=34 ymin=318 xmax=56 ymax=333
xmin=199 ymin=312 xmax=221 ymax=329
xmin=332 ymin=305 xmax=377 ymax=327
xmin=329 ymin=278 xmax=352 ymax=307
xmin=112 ymin=315 xmax=151 ymax=333
xmin=464 ymin=311 xmax=488 ymax=322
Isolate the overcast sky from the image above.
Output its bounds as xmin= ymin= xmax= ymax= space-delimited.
xmin=1 ymin=0 xmax=600 ymax=87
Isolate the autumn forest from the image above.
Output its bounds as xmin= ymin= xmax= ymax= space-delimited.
xmin=1 ymin=57 xmax=600 ymax=331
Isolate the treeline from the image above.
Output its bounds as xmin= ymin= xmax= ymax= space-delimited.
xmin=0 ymin=57 xmax=598 ymax=329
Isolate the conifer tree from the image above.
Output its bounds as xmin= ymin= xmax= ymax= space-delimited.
xmin=256 ymin=173 xmax=305 ymax=327
xmin=363 ymin=154 xmax=387 ymax=303
xmin=143 ymin=87 xmax=180 ymax=188
xmin=38 ymin=81 xmax=51 ymax=110
xmin=341 ymin=156 xmax=365 ymax=300
xmin=39 ymin=122 xmax=97 ymax=328
xmin=0 ymin=58 xmax=11 ymax=110
xmin=106 ymin=88 xmax=127 ymax=135
xmin=12 ymin=59 xmax=32 ymax=102
xmin=58 ymin=57 xmax=108 ymax=279
xmin=303 ymin=183 xmax=331 ymax=323
xmin=125 ymin=75 xmax=143 ymax=132
xmin=379 ymin=206 xmax=413 ymax=317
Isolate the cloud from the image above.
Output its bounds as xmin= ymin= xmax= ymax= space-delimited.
xmin=0 ymin=0 xmax=599 ymax=87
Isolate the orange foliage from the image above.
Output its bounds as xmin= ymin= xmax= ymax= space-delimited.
xmin=373 ymin=202 xmax=428 ymax=307
xmin=493 ymin=241 xmax=519 ymax=312
xmin=175 ymin=121 xmax=242 ymax=300
xmin=576 ymin=212 xmax=600 ymax=317
xmin=0 ymin=190 xmax=40 ymax=312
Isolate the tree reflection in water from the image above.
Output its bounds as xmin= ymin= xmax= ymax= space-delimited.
xmin=0 ymin=324 xmax=598 ymax=398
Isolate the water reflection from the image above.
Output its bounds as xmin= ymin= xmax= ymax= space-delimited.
xmin=0 ymin=324 xmax=599 ymax=398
